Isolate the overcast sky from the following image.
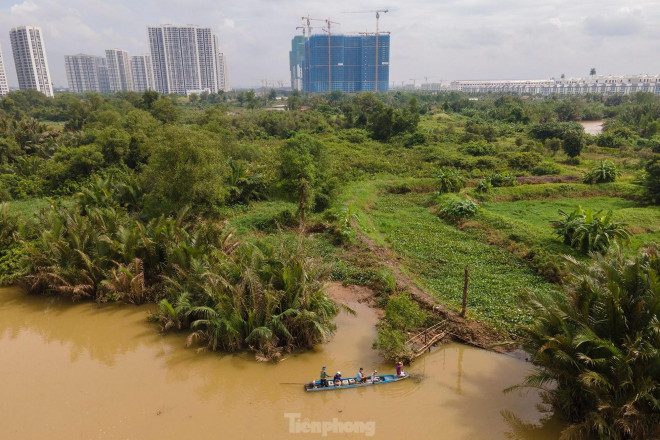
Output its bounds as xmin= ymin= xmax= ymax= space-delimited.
xmin=1 ymin=0 xmax=660 ymax=89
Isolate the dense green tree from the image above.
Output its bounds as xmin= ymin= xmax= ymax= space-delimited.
xmin=140 ymin=126 xmax=228 ymax=215
xmin=279 ymin=134 xmax=332 ymax=221
xmin=140 ymin=90 xmax=160 ymax=110
xmin=95 ymin=127 xmax=131 ymax=164
xmin=562 ymin=130 xmax=585 ymax=157
xmin=150 ymin=98 xmax=179 ymax=124
xmin=644 ymin=156 xmax=660 ymax=204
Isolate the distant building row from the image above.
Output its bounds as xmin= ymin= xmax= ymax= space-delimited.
xmin=0 ymin=24 xmax=230 ymax=98
xmin=65 ymin=51 xmax=154 ymax=94
xmin=66 ymin=25 xmax=229 ymax=95
xmin=450 ymin=76 xmax=660 ymax=95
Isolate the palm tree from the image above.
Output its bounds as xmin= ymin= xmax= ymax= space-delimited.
xmin=590 ymin=68 xmax=597 ymax=78
xmin=512 ymin=247 xmax=660 ymax=439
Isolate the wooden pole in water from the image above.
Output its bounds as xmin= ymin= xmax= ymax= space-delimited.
xmin=460 ymin=264 xmax=469 ymax=318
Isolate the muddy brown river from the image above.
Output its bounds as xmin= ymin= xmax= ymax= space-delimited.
xmin=0 ymin=287 xmax=564 ymax=439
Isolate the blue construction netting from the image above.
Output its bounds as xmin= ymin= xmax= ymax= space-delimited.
xmin=303 ymin=34 xmax=390 ymax=93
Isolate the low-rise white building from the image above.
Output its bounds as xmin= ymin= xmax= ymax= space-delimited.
xmin=450 ymin=75 xmax=660 ymax=96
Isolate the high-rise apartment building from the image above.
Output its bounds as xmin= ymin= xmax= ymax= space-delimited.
xmin=217 ymin=52 xmax=229 ymax=92
xmin=64 ymin=54 xmax=111 ymax=93
xmin=148 ymin=24 xmax=224 ymax=94
xmin=9 ymin=26 xmax=54 ymax=97
xmin=105 ymin=49 xmax=134 ymax=92
xmin=289 ymin=36 xmax=305 ymax=91
xmin=303 ymin=34 xmax=390 ymax=93
xmin=0 ymin=44 xmax=9 ymax=97
xmin=130 ymin=54 xmax=155 ymax=92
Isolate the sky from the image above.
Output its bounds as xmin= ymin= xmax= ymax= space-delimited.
xmin=1 ymin=0 xmax=660 ymax=89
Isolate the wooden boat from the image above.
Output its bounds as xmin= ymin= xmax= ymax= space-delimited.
xmin=304 ymin=373 xmax=409 ymax=391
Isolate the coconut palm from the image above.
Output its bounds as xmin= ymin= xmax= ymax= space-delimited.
xmin=513 ymin=247 xmax=660 ymax=439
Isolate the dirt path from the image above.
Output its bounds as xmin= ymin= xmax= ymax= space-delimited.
xmin=354 ymin=228 xmax=511 ymax=352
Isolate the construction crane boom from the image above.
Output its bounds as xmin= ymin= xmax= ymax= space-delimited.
xmin=301 ymin=16 xmax=324 ymax=92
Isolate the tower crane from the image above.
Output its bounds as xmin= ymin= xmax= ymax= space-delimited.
xmin=324 ymin=19 xmax=340 ymax=92
xmin=343 ymin=9 xmax=388 ymax=91
xmin=301 ymin=16 xmax=324 ymax=92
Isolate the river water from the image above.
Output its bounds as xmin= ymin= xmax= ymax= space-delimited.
xmin=0 ymin=287 xmax=563 ymax=439
xmin=580 ymin=120 xmax=604 ymax=135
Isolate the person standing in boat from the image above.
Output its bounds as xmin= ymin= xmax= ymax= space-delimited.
xmin=396 ymin=361 xmax=405 ymax=377
xmin=333 ymin=371 xmax=342 ymax=386
xmin=356 ymin=367 xmax=367 ymax=383
xmin=370 ymin=369 xmax=378 ymax=382
xmin=320 ymin=366 xmax=329 ymax=387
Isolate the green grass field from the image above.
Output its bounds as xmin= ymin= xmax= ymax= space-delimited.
xmin=366 ymin=191 xmax=556 ymax=332
xmin=480 ymin=196 xmax=660 ymax=253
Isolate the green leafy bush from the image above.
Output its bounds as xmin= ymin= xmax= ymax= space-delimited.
xmin=436 ymin=169 xmax=465 ymax=193
xmin=531 ymin=162 xmax=561 ymax=176
xmin=475 ymin=178 xmax=492 ymax=193
xmin=461 ymin=140 xmax=496 ymax=156
xmin=582 ymin=160 xmax=619 ymax=184
xmin=489 ymin=172 xmax=517 ymax=187
xmin=554 ymin=206 xmax=630 ymax=254
xmin=508 ymin=152 xmax=543 ymax=171
xmin=440 ymin=198 xmax=479 ymax=221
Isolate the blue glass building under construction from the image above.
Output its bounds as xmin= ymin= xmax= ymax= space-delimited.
xmin=303 ymin=34 xmax=390 ymax=92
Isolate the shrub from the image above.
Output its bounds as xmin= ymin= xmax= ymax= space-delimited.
xmin=594 ymin=132 xmax=626 ymax=148
xmin=554 ymin=206 xmax=630 ymax=254
xmin=338 ymin=128 xmax=369 ymax=144
xmin=436 ymin=169 xmax=465 ymax=193
xmin=489 ymin=172 xmax=516 ymax=187
xmin=545 ymin=138 xmax=562 ymax=155
xmin=508 ymin=152 xmax=543 ymax=171
xmin=475 ymin=178 xmax=492 ymax=194
xmin=461 ymin=141 xmax=496 ymax=156
xmin=440 ymin=198 xmax=478 ymax=221
xmin=531 ymin=162 xmax=561 ymax=176
xmin=644 ymin=156 xmax=660 ymax=204
xmin=582 ymin=160 xmax=619 ymax=184
xmin=384 ymin=294 xmax=428 ymax=331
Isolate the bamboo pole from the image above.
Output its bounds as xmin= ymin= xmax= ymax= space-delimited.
xmin=460 ymin=264 xmax=469 ymax=318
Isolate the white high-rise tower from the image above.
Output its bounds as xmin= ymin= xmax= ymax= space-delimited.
xmin=130 ymin=54 xmax=155 ymax=92
xmin=148 ymin=24 xmax=224 ymax=94
xmin=9 ymin=26 xmax=54 ymax=97
xmin=105 ymin=49 xmax=134 ymax=92
xmin=217 ymin=52 xmax=229 ymax=92
xmin=64 ymin=54 xmax=111 ymax=93
xmin=0 ymin=44 xmax=9 ymax=97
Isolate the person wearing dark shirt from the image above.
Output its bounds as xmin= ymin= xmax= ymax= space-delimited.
xmin=320 ymin=366 xmax=329 ymax=387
